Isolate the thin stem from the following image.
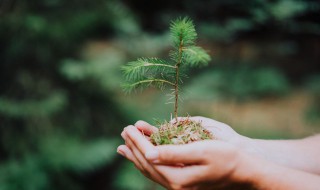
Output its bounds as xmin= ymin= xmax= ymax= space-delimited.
xmin=174 ymin=36 xmax=183 ymax=122
xmin=129 ymin=63 xmax=176 ymax=72
xmin=129 ymin=79 xmax=175 ymax=87
xmin=142 ymin=63 xmax=176 ymax=69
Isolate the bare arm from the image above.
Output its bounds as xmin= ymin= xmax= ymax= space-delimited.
xmin=170 ymin=117 xmax=320 ymax=175
xmin=242 ymin=135 xmax=320 ymax=175
xmin=239 ymin=151 xmax=320 ymax=190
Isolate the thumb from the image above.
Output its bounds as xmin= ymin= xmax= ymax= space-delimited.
xmin=135 ymin=120 xmax=158 ymax=136
xmin=145 ymin=141 xmax=206 ymax=165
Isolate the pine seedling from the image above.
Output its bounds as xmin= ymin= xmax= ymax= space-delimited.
xmin=122 ymin=17 xmax=213 ymax=145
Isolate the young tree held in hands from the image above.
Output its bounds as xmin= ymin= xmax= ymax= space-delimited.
xmin=122 ymin=17 xmax=212 ymax=145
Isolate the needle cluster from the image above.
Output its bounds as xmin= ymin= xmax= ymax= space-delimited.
xmin=122 ymin=17 xmax=211 ymax=121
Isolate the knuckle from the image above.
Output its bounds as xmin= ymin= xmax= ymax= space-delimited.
xmin=159 ymin=149 xmax=171 ymax=161
xmin=142 ymin=170 xmax=151 ymax=178
xmin=169 ymin=177 xmax=188 ymax=189
xmin=202 ymin=148 xmax=211 ymax=156
xmin=134 ymin=163 xmax=141 ymax=170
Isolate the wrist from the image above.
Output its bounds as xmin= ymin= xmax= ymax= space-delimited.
xmin=233 ymin=152 xmax=320 ymax=190
xmin=229 ymin=135 xmax=253 ymax=153
xmin=229 ymin=138 xmax=273 ymax=181
xmin=230 ymin=150 xmax=271 ymax=189
xmin=235 ymin=137 xmax=264 ymax=158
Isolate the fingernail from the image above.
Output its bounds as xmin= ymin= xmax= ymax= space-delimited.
xmin=145 ymin=150 xmax=159 ymax=161
xmin=121 ymin=131 xmax=126 ymax=139
xmin=127 ymin=125 xmax=135 ymax=129
xmin=134 ymin=120 xmax=143 ymax=126
xmin=117 ymin=149 xmax=125 ymax=157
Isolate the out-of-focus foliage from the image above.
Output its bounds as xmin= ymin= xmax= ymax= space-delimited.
xmin=127 ymin=0 xmax=320 ymax=79
xmin=186 ymin=67 xmax=290 ymax=101
xmin=0 ymin=0 xmax=319 ymax=189
xmin=0 ymin=138 xmax=119 ymax=190
xmin=0 ymin=0 xmax=136 ymax=189
xmin=61 ymin=48 xmax=126 ymax=90
xmin=305 ymin=75 xmax=320 ymax=122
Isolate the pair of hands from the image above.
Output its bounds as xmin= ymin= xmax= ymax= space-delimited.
xmin=118 ymin=117 xmax=254 ymax=190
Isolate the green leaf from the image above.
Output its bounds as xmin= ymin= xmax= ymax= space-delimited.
xmin=182 ymin=46 xmax=211 ymax=67
xmin=170 ymin=17 xmax=197 ymax=47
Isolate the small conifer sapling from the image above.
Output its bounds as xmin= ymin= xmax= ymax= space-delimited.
xmin=122 ymin=17 xmax=214 ymax=145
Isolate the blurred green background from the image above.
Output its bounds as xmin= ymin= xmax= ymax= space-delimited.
xmin=0 ymin=0 xmax=319 ymax=189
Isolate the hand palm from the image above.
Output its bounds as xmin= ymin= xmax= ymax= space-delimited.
xmin=136 ymin=116 xmax=243 ymax=145
xmin=121 ymin=121 xmax=253 ymax=190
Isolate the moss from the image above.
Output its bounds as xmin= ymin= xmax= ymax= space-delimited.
xmin=150 ymin=118 xmax=214 ymax=145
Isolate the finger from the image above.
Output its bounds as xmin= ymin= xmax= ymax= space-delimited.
xmin=145 ymin=141 xmax=207 ymax=164
xmin=189 ymin=117 xmax=239 ymax=141
xmin=124 ymin=126 xmax=151 ymax=141
xmin=190 ymin=116 xmax=229 ymax=128
xmin=126 ymin=138 xmax=151 ymax=177
xmin=126 ymin=137 xmax=168 ymax=185
xmin=117 ymin=145 xmax=145 ymax=172
xmin=125 ymin=125 xmax=155 ymax=154
xmin=117 ymin=145 xmax=134 ymax=161
xmin=121 ymin=128 xmax=155 ymax=176
xmin=120 ymin=133 xmax=145 ymax=171
xmin=121 ymin=130 xmax=125 ymax=140
xmin=134 ymin=120 xmax=158 ymax=136
xmin=145 ymin=136 xmax=151 ymax=141
xmin=121 ymin=126 xmax=130 ymax=140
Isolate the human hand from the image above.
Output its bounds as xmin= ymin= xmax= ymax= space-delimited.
xmin=134 ymin=116 xmax=250 ymax=150
xmin=118 ymin=117 xmax=320 ymax=189
xmin=118 ymin=125 xmax=254 ymax=190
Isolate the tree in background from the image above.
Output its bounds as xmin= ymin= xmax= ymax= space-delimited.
xmin=0 ymin=0 xmax=135 ymax=189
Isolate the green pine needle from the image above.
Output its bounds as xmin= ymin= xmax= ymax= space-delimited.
xmin=183 ymin=46 xmax=211 ymax=67
xmin=123 ymin=78 xmax=175 ymax=93
xmin=122 ymin=16 xmax=211 ymax=117
xmin=170 ymin=17 xmax=197 ymax=47
xmin=122 ymin=58 xmax=175 ymax=82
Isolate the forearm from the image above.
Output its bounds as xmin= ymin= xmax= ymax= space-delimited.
xmin=241 ymin=135 xmax=320 ymax=174
xmin=236 ymin=154 xmax=320 ymax=190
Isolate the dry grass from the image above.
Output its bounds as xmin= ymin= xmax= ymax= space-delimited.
xmin=150 ymin=118 xmax=213 ymax=145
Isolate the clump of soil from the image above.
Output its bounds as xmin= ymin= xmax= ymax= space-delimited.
xmin=150 ymin=118 xmax=214 ymax=145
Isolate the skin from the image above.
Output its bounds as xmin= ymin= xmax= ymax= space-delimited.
xmin=117 ymin=117 xmax=320 ymax=190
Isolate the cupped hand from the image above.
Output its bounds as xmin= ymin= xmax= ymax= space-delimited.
xmin=118 ymin=125 xmax=254 ymax=190
xmin=133 ymin=117 xmax=250 ymax=148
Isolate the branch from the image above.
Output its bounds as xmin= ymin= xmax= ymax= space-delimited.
xmin=122 ymin=58 xmax=175 ymax=81
xmin=130 ymin=79 xmax=175 ymax=86
xmin=123 ymin=78 xmax=175 ymax=93
xmin=182 ymin=46 xmax=211 ymax=67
